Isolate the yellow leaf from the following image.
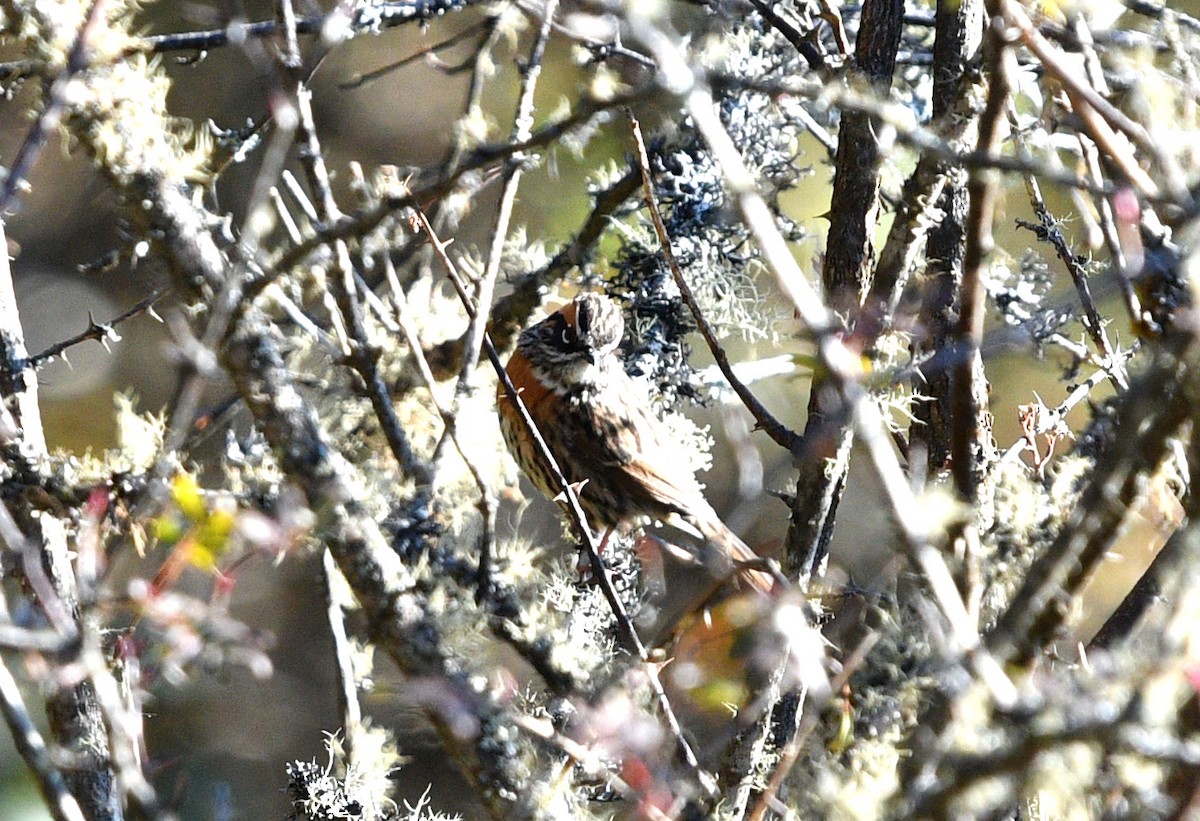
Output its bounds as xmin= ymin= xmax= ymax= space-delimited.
xmin=196 ymin=509 xmax=236 ymax=555
xmin=171 ymin=474 xmax=207 ymax=522
xmin=187 ymin=540 xmax=220 ymax=572
xmin=153 ymin=516 xmax=183 ymax=544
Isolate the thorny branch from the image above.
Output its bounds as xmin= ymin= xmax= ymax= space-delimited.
xmin=1017 ymin=175 xmax=1127 ymax=389
xmin=4 ymin=0 xmax=1200 ymax=818
xmin=29 ymin=289 xmax=168 ymax=369
xmin=134 ymin=0 xmax=483 ymax=55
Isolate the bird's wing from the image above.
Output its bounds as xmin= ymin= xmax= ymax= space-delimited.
xmin=566 ymin=382 xmax=709 ymax=519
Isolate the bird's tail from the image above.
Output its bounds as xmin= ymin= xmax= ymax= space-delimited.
xmin=693 ymin=515 xmax=778 ymax=595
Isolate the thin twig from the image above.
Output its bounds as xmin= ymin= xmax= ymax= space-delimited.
xmin=134 ymin=0 xmax=482 ymax=54
xmin=432 ymin=13 xmax=506 ymax=185
xmin=712 ymin=74 xmax=1117 ymax=199
xmin=382 ymin=253 xmax=497 ymax=602
xmin=748 ymin=628 xmax=882 ymax=821
xmin=817 ymin=0 xmax=853 ymax=54
xmin=995 ymin=0 xmax=1192 ymax=207
xmin=746 ymin=0 xmax=824 ymax=69
xmin=1017 ymin=174 xmax=1128 ymax=389
xmin=322 ymin=549 xmax=365 ymax=761
xmin=1082 ymin=134 xmax=1144 ymax=325
xmin=0 ymin=502 xmax=76 ymax=638
xmin=282 ymin=2 xmax=432 ymax=488
xmin=275 ymin=0 xmax=301 ymax=70
xmin=628 ymin=113 xmax=801 ymax=454
xmin=988 ymin=348 xmax=1193 ymax=664
xmin=337 ymin=19 xmax=495 ymax=89
xmin=385 ymin=250 xmax=580 ymax=690
xmin=473 ymin=167 xmax=643 ymax=365
xmin=1124 ymin=0 xmax=1200 ymax=34
xmin=511 ymin=714 xmax=650 ymax=809
xmin=998 ymin=363 xmax=1122 ymax=468
xmin=521 ymin=5 xmax=656 ymax=71
xmin=30 ymin=289 xmax=169 ymax=369
xmin=249 ymin=83 xmax=654 ymax=303
xmin=0 ymin=0 xmax=107 ymax=215
xmin=151 ymin=0 xmax=310 ymax=482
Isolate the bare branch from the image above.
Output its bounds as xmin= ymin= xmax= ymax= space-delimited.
xmin=629 ymin=113 xmax=801 ymax=454
xmin=30 ymin=290 xmax=168 ymax=370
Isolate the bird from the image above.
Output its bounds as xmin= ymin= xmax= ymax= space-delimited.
xmin=496 ymin=292 xmax=774 ymax=593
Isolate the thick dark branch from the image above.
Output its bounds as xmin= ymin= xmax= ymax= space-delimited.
xmin=786 ymin=0 xmax=904 ymax=582
xmin=1089 ymin=520 xmax=1191 ymax=651
xmin=948 ymin=11 xmax=1006 ymax=502
xmin=868 ymin=0 xmax=984 ymax=321
xmin=822 ymin=0 xmax=904 ymax=312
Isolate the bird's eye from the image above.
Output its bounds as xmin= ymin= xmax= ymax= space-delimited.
xmin=560 ymin=325 xmax=576 ymax=346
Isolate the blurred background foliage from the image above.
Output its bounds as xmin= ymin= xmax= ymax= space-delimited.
xmin=1 ymin=0 xmax=1198 ymax=817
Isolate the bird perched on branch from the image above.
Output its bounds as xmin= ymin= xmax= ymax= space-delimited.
xmin=496 ymin=292 xmax=774 ymax=593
